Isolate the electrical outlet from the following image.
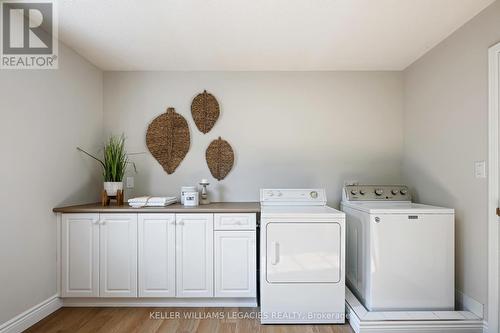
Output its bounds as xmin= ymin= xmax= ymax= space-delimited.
xmin=474 ymin=161 xmax=486 ymax=179
xmin=126 ymin=177 xmax=134 ymax=188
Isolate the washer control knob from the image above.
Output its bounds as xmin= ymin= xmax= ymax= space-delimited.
xmin=359 ymin=190 xmax=366 ymax=195
xmin=391 ymin=189 xmax=399 ymax=195
xmin=277 ymin=191 xmax=283 ymax=197
xmin=375 ymin=189 xmax=384 ymax=196
xmin=310 ymin=191 xmax=318 ymax=199
xmin=350 ymin=190 xmax=358 ymax=195
xmin=400 ymin=189 xmax=408 ymax=195
xmin=268 ymin=192 xmax=274 ymax=197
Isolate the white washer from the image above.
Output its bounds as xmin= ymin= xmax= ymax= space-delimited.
xmin=341 ymin=185 xmax=454 ymax=311
xmin=260 ymin=189 xmax=345 ymax=324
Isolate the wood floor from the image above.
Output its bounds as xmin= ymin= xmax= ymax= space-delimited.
xmin=25 ymin=307 xmax=354 ymax=333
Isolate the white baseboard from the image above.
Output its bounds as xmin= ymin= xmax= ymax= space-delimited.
xmin=0 ymin=295 xmax=62 ymax=333
xmin=455 ymin=290 xmax=484 ymax=319
xmin=62 ymin=297 xmax=257 ymax=307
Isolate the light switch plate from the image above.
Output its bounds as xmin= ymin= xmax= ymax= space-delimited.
xmin=126 ymin=177 xmax=134 ymax=188
xmin=474 ymin=161 xmax=486 ymax=178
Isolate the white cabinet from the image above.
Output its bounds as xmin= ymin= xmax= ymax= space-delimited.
xmin=99 ymin=214 xmax=138 ymax=297
xmin=215 ymin=231 xmax=256 ymax=297
xmin=138 ymin=214 xmax=175 ymax=297
xmin=61 ymin=213 xmax=99 ymax=297
xmin=60 ymin=212 xmax=257 ymax=301
xmin=175 ymin=214 xmax=214 ymax=297
xmin=61 ymin=213 xmax=137 ymax=298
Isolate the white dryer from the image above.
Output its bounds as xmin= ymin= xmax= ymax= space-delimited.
xmin=260 ymin=189 xmax=345 ymax=324
xmin=341 ymin=185 xmax=454 ymax=311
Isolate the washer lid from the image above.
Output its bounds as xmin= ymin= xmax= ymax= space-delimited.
xmin=341 ymin=201 xmax=454 ymax=214
xmin=261 ymin=205 xmax=344 ymax=219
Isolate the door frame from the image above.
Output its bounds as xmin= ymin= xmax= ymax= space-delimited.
xmin=488 ymin=41 xmax=500 ymax=333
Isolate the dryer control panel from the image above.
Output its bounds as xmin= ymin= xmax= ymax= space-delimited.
xmin=343 ymin=185 xmax=411 ymax=201
xmin=260 ymin=188 xmax=327 ymax=206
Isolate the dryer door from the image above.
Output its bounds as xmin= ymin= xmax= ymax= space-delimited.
xmin=266 ymin=222 xmax=341 ymax=283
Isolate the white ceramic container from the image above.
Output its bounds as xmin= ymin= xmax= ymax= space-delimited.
xmin=103 ymin=181 xmax=123 ymax=196
xmin=181 ymin=186 xmax=197 ymax=204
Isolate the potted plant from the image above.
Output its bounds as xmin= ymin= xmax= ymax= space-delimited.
xmin=78 ymin=135 xmax=136 ymax=196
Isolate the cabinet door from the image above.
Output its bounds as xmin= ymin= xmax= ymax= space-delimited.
xmin=176 ymin=214 xmax=214 ymax=297
xmin=215 ymin=231 xmax=256 ymax=298
xmin=61 ymin=213 xmax=99 ymax=297
xmin=99 ymin=214 xmax=138 ymax=297
xmin=138 ymin=214 xmax=176 ymax=297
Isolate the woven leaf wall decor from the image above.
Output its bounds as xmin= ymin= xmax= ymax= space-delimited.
xmin=146 ymin=107 xmax=190 ymax=174
xmin=191 ymin=90 xmax=220 ymax=134
xmin=206 ymin=137 xmax=234 ymax=181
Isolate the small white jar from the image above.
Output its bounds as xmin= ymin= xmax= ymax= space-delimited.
xmin=181 ymin=186 xmax=196 ymax=204
xmin=183 ymin=191 xmax=199 ymax=206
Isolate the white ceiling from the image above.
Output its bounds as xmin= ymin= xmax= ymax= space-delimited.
xmin=58 ymin=0 xmax=494 ymax=71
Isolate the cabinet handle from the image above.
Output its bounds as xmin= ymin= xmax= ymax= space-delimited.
xmin=271 ymin=241 xmax=280 ymax=265
xmin=177 ymin=220 xmax=184 ymax=225
xmin=92 ymin=219 xmax=99 ymax=224
xmin=99 ymin=220 xmax=106 ymax=225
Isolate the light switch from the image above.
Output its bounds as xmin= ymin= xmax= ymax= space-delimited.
xmin=474 ymin=161 xmax=486 ymax=179
xmin=126 ymin=176 xmax=134 ymax=188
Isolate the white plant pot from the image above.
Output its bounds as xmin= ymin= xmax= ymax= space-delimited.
xmin=103 ymin=181 xmax=123 ymax=196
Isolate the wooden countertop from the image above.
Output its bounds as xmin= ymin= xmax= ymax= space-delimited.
xmin=53 ymin=202 xmax=261 ymax=214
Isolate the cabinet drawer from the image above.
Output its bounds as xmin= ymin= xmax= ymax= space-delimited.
xmin=214 ymin=214 xmax=256 ymax=230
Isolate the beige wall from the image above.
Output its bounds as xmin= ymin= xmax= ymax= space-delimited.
xmin=0 ymin=44 xmax=103 ymax=324
xmin=402 ymin=0 xmax=500 ymax=310
xmin=103 ymin=71 xmax=403 ymax=207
